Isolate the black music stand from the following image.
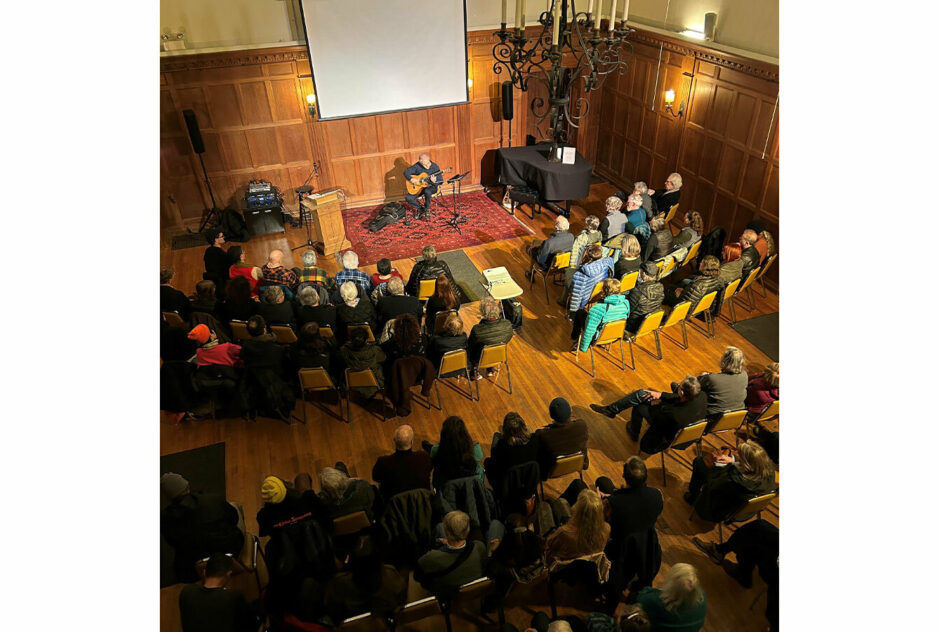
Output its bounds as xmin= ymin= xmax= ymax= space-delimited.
xmin=444 ymin=171 xmax=471 ymax=234
xmin=291 ymin=164 xmax=324 ymax=254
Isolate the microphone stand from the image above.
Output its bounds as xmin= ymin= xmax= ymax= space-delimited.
xmin=291 ymin=162 xmax=323 ymax=253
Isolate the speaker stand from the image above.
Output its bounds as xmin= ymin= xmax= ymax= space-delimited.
xmin=195 ymin=153 xmax=222 ymax=233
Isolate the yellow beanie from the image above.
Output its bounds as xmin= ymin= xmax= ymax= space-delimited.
xmin=260 ymin=476 xmax=287 ymax=504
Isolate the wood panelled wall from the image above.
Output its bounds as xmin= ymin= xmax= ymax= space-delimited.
xmin=160 ymin=31 xmax=540 ymax=233
xmin=593 ymin=29 xmax=779 ymax=284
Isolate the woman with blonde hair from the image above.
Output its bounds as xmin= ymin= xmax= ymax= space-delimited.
xmin=615 ymin=233 xmax=643 ymax=278
xmin=637 ymin=563 xmax=706 ymax=631
xmin=571 ymin=277 xmax=630 ymax=352
xmin=685 ymin=440 xmax=776 ymax=522
xmin=425 ymin=311 xmax=467 ymax=373
xmin=545 ymin=488 xmax=610 ymax=565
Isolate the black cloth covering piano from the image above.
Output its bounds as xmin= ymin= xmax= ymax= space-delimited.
xmin=497 ymin=142 xmax=593 ymax=216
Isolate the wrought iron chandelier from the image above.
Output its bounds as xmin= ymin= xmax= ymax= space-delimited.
xmin=492 ymin=0 xmax=634 ymax=156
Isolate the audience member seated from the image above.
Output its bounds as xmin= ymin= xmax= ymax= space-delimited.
xmin=746 ymin=218 xmax=775 ymax=259
xmin=468 ymin=296 xmax=514 ymax=377
xmin=336 ymin=281 xmax=379 ymax=341
xmin=335 ymin=250 xmax=374 ymax=296
xmin=317 ymin=465 xmax=379 ymax=521
xmin=426 ymin=312 xmax=469 ymax=372
xmin=692 ymin=519 xmax=778 ymax=632
xmin=203 ymin=230 xmax=229 ymax=291
xmin=405 ymin=244 xmax=462 ymax=301
xmin=535 ymin=397 xmax=589 ymax=476
xmin=738 ymin=230 xmax=762 ymax=280
xmin=376 ymin=277 xmax=423 ymax=330
xmin=415 ymin=510 xmax=487 ymax=597
xmin=648 ymin=172 xmax=682 ymax=213
xmin=663 ymin=255 xmax=723 ymax=308
xmin=162 ymin=319 xmax=198 ymax=363
xmin=227 ymin=246 xmax=262 ymax=299
xmin=289 ymin=322 xmax=336 ymax=378
xmin=614 ymin=234 xmax=643 ymax=278
xmin=625 ymin=263 xmax=664 ymax=334
xmin=296 ymin=249 xmax=332 ymax=291
xmin=161 ymin=267 xmax=192 ymax=320
xmin=745 ymin=362 xmax=779 ymax=421
xmin=642 ymin=218 xmax=674 ymax=262
xmin=261 ymin=249 xmax=299 ymax=293
xmin=568 ymin=244 xmax=614 ymax=314
xmin=256 ymin=474 xmax=328 ymax=538
xmin=425 ymin=273 xmax=461 ymax=333
xmin=161 ymin=472 xmax=244 ymax=583
xmin=591 ymin=375 xmax=708 ymax=455
xmin=179 ymin=553 xmax=259 ymax=632
xmin=571 ymin=278 xmax=630 ymax=352
xmin=527 ymin=215 xmax=574 ymax=275
xmin=219 ymin=276 xmax=257 ymax=324
xmin=189 ymin=324 xmax=241 ymax=368
xmin=673 ymin=211 xmax=704 ymax=247
xmin=561 ymin=215 xmax=602 ymax=306
xmin=339 ymin=326 xmax=385 ymax=396
xmin=637 ymin=563 xmax=706 ymax=632
xmin=370 ymin=257 xmax=404 ymax=301
xmin=380 ymin=313 xmax=426 ymax=368
xmin=545 ymin=489 xmax=610 ymax=566
xmin=685 ymin=440 xmax=776 ymax=522
xmin=324 ymin=538 xmax=407 ymax=621
xmin=691 ymin=346 xmax=747 ymax=424
xmin=294 ymin=286 xmax=336 ymax=332
xmin=371 ymin=424 xmax=433 ymax=501
xmin=718 ymin=243 xmax=744 ymax=286
xmin=599 ymin=196 xmax=628 ymax=242
xmin=426 ymin=415 xmax=484 ymax=489
xmin=633 ymin=180 xmax=656 ymax=217
xmin=191 ymin=280 xmax=224 ymax=322
xmin=486 ymin=513 xmax=545 ymax=602
xmin=602 ymin=458 xmax=664 ymax=606
xmin=623 ymin=193 xmax=647 ymax=234
xmin=484 ymin=412 xmax=542 ymax=497
xmin=256 ymin=285 xmax=296 ymax=327
xmin=240 ymin=316 xmax=293 ymax=417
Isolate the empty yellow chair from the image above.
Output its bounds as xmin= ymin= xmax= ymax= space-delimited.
xmin=298 ymin=367 xmax=341 ymax=424
xmin=717 ymin=278 xmax=742 ymax=324
xmin=434 ymin=349 xmax=473 ymax=409
xmin=660 ymin=420 xmax=708 ymax=486
xmin=475 ymin=343 xmax=511 ymax=400
xmin=344 ymin=368 xmax=387 ymax=423
xmin=687 ymin=291 xmax=718 ymax=338
xmin=660 ymin=301 xmax=692 ymax=350
xmin=624 ymin=310 xmax=665 ymax=369
xmin=271 ymin=324 xmax=298 ymax=344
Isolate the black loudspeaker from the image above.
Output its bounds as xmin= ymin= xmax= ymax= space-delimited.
xmin=182 ymin=109 xmax=205 ymax=154
xmin=501 ymin=81 xmax=514 ymax=121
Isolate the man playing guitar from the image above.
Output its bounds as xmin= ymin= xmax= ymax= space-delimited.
xmin=404 ymin=153 xmax=445 ymax=220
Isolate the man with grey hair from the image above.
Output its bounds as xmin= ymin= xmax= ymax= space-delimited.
xmin=297 ymin=249 xmax=333 ymax=290
xmin=526 ymin=215 xmax=574 ymax=275
xmin=317 ymin=465 xmax=379 ymax=520
xmin=649 ymin=172 xmax=682 ymax=212
xmin=294 ymin=284 xmax=337 ymax=330
xmin=334 ymin=250 xmax=373 ymax=295
xmin=404 ymin=153 xmax=443 ymax=219
xmin=416 ymin=510 xmax=488 ymax=595
xmin=371 ymin=424 xmax=433 ymax=501
xmin=633 ymin=180 xmax=656 ymax=217
xmin=468 ymin=296 xmax=513 ymax=376
xmin=624 ymin=193 xmax=647 ymax=232
xmin=405 ymin=244 xmax=463 ymax=301
xmin=738 ymin=229 xmax=762 ymax=280
xmin=691 ymin=345 xmax=748 ymax=425
xmin=377 ymin=276 xmax=423 ymax=329
xmin=261 ymin=249 xmax=299 ymax=292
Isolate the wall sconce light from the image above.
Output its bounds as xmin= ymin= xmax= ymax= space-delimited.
xmin=305 ymin=93 xmax=317 ymax=118
xmin=664 ymin=89 xmax=684 ymax=117
xmin=467 ymin=77 xmax=473 ymax=90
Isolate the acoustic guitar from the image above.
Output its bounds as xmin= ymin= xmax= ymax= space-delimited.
xmin=405 ymin=167 xmax=453 ymax=196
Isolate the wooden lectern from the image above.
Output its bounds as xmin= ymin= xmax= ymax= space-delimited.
xmin=301 ymin=190 xmax=351 ymax=255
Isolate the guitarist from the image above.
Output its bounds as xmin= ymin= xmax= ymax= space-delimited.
xmin=404 ymin=153 xmax=443 ymax=220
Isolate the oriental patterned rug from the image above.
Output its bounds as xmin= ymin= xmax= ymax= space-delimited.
xmin=341 ymin=190 xmax=533 ymax=267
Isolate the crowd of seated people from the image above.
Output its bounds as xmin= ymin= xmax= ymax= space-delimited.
xmin=166 ymin=401 xmax=774 ymax=632
xmin=160 ymin=243 xmax=520 ymax=421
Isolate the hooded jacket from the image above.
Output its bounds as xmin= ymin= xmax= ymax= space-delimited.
xmin=579 ymin=293 xmax=630 ymax=352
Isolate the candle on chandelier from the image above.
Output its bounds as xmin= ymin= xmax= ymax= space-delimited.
xmin=516 ymin=0 xmax=525 ymax=30
xmin=552 ymin=0 xmax=561 ymax=45
xmin=622 ymin=0 xmax=630 ymax=26
xmin=609 ymin=0 xmax=618 ymax=31
xmin=502 ymin=0 xmax=508 ymax=26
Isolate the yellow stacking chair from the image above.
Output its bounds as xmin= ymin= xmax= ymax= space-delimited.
xmin=297 ymin=367 xmax=341 ymax=423
xmin=686 ymin=291 xmax=718 ymax=338
xmin=575 ymin=318 xmax=627 ymax=377
xmin=660 ymin=301 xmax=692 ymax=350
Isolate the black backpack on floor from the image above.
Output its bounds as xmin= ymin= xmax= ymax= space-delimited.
xmin=502 ymin=298 xmax=523 ymax=330
xmin=368 ymin=202 xmax=407 ymax=232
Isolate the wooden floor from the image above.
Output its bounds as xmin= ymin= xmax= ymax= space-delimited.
xmin=160 ymin=183 xmax=779 ymax=631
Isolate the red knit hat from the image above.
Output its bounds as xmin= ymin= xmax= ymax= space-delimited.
xmin=187 ymin=324 xmax=211 ymax=344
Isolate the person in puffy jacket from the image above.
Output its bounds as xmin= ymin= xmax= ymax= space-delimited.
xmin=568 ymin=244 xmax=614 ymax=313
xmin=642 ymin=217 xmax=674 ymax=262
xmin=406 ymin=244 xmax=463 ymax=301
xmin=571 ymin=278 xmax=630 ymax=352
xmin=626 ymin=262 xmax=665 ymax=333
xmin=664 ymin=255 xmax=723 ymax=309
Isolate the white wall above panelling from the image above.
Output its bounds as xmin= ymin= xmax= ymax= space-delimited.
xmin=160 ymin=0 xmax=777 ymax=60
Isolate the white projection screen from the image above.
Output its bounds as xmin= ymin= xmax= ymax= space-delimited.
xmin=299 ymin=0 xmax=469 ymax=120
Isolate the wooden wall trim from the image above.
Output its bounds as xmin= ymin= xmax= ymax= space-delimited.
xmin=160 ymin=46 xmax=308 ymax=72
xmin=629 ymin=29 xmax=779 ymax=83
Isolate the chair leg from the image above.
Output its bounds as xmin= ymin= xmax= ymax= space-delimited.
xmin=380 ymin=390 xmax=387 ymax=423
xmin=589 ymin=346 xmax=596 ymax=378
xmin=728 ymin=297 xmax=737 ymax=324
xmin=434 ymin=380 xmax=443 ymax=410
xmin=345 ymin=391 xmax=351 ymax=423
xmin=661 ymin=451 xmax=667 ymax=486
xmin=302 ymin=392 xmax=307 ymax=424
xmin=706 ymin=311 xmax=715 ymax=338
xmin=505 ymin=362 xmax=513 ymax=394
xmin=718 ymin=522 xmax=724 ymax=545
xmin=618 ymin=338 xmax=625 ymax=371
xmin=681 ymin=320 xmax=688 ymax=349
xmin=755 ymin=275 xmax=768 ymax=298
xmin=653 ymin=330 xmax=662 ymax=359
xmin=627 ymin=340 xmax=635 ymax=370
xmin=543 ymin=274 xmax=549 ymax=304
